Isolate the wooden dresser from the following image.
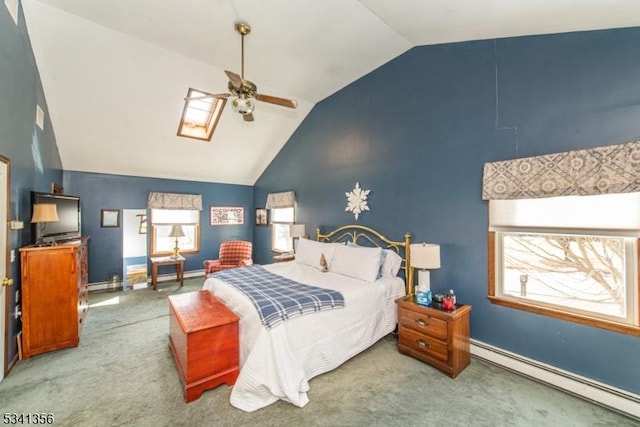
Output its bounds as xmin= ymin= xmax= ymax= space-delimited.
xmin=168 ymin=290 xmax=239 ymax=402
xmin=19 ymin=237 xmax=89 ymax=359
xmin=396 ymin=295 xmax=471 ymax=378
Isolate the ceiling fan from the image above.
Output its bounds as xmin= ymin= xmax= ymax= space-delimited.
xmin=221 ymin=22 xmax=298 ymax=122
xmin=177 ymin=22 xmax=298 ymax=141
xmin=182 ymin=22 xmax=296 ymax=120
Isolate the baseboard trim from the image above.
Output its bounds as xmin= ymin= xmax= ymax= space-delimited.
xmin=88 ymin=270 xmax=205 ymax=292
xmin=470 ymin=339 xmax=640 ymax=421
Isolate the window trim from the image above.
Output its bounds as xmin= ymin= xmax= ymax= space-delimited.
xmin=488 ymin=231 xmax=640 ymax=337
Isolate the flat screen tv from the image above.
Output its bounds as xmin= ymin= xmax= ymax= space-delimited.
xmin=31 ymin=192 xmax=81 ymax=244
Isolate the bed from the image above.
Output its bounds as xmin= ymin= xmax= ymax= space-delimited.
xmin=202 ymin=225 xmax=412 ymax=412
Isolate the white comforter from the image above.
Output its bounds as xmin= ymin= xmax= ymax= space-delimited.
xmin=202 ymin=261 xmax=404 ymax=412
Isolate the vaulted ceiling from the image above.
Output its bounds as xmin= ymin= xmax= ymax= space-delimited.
xmin=21 ymin=0 xmax=640 ymax=185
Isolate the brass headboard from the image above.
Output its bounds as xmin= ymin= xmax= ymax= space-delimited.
xmin=316 ymin=225 xmax=413 ymax=295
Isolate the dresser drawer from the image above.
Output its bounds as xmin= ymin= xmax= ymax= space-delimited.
xmin=399 ymin=307 xmax=448 ymax=341
xmin=398 ymin=327 xmax=449 ymax=363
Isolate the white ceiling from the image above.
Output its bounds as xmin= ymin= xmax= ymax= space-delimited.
xmin=21 ymin=0 xmax=640 ymax=185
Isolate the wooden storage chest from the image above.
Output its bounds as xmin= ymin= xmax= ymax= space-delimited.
xmin=168 ymin=290 xmax=239 ymax=402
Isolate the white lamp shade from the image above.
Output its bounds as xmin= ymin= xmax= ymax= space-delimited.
xmin=290 ymin=224 xmax=306 ymax=238
xmin=168 ymin=224 xmax=185 ymax=238
xmin=410 ymin=243 xmax=441 ymax=269
xmin=31 ymin=204 xmax=59 ymax=223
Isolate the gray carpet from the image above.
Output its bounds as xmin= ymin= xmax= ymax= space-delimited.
xmin=0 ymin=277 xmax=636 ymax=427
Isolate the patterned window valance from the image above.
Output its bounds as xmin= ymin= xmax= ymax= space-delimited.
xmin=482 ymin=140 xmax=640 ymax=200
xmin=265 ymin=191 xmax=295 ymax=209
xmin=147 ymin=192 xmax=203 ymax=210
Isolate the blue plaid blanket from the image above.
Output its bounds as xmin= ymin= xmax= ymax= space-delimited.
xmin=212 ymin=265 xmax=344 ymax=329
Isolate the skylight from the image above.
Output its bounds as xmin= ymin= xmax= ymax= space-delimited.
xmin=177 ymin=88 xmax=226 ymax=141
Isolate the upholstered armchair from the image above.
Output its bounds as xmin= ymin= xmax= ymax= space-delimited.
xmin=203 ymin=240 xmax=253 ymax=277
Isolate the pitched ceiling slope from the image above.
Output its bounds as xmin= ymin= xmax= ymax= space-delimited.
xmin=21 ymin=0 xmax=640 ymax=185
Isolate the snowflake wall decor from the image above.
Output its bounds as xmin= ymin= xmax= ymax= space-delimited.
xmin=345 ymin=182 xmax=371 ymax=220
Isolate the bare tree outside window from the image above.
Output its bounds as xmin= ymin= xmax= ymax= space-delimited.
xmin=501 ymin=233 xmax=627 ymax=319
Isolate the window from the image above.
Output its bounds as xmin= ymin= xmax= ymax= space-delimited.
xmin=265 ymin=191 xmax=296 ymax=253
xmin=150 ymin=209 xmax=200 ymax=256
xmin=270 ymin=207 xmax=294 ymax=253
xmin=176 ymin=88 xmax=227 ymax=141
xmin=488 ymin=193 xmax=640 ymax=336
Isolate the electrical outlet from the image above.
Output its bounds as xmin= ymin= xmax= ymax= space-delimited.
xmin=15 ymin=290 xmax=19 ymax=304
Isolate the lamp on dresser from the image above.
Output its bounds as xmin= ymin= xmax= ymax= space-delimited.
xmin=409 ymin=243 xmax=440 ymax=304
xmin=168 ymin=224 xmax=185 ymax=258
xmin=31 ymin=203 xmax=59 ymax=246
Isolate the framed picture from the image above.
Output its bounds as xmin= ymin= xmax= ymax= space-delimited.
xmin=51 ymin=182 xmax=63 ymax=195
xmin=255 ymin=208 xmax=268 ymax=226
xmin=210 ymin=206 xmax=244 ymax=226
xmin=101 ymin=209 xmax=120 ymax=228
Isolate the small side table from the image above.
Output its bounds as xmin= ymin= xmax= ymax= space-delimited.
xmin=150 ymin=256 xmax=185 ymax=291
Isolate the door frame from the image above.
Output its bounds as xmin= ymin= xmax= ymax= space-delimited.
xmin=0 ymin=154 xmax=10 ymax=380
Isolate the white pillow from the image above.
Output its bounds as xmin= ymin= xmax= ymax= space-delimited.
xmin=330 ymin=243 xmax=382 ymax=283
xmin=295 ymin=239 xmax=337 ymax=270
xmin=380 ymin=249 xmax=403 ymax=277
xmin=345 ymin=242 xmax=402 ymax=278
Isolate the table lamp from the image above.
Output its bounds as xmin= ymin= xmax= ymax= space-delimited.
xmin=289 ymin=224 xmax=306 ymax=253
xmin=410 ymin=243 xmax=441 ymax=305
xmin=31 ymin=203 xmax=59 ymax=246
xmin=168 ymin=224 xmax=185 ymax=258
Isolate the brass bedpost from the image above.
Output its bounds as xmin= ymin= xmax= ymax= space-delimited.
xmin=404 ymin=232 xmax=413 ymax=295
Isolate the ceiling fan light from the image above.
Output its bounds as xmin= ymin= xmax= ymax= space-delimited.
xmin=231 ymin=97 xmax=255 ymax=115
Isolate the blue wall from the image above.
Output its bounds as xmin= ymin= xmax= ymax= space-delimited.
xmin=3 ymin=0 xmax=640 ymax=399
xmin=0 ymin=4 xmax=64 ymax=366
xmin=255 ymin=29 xmax=640 ymax=394
xmin=64 ymin=171 xmax=253 ymax=284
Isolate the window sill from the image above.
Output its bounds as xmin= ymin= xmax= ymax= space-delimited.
xmin=487 ymin=296 xmax=640 ymax=337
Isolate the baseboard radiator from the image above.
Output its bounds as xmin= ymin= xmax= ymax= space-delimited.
xmin=471 ymin=339 xmax=640 ymax=421
xmin=88 ymin=269 xmax=205 ymax=292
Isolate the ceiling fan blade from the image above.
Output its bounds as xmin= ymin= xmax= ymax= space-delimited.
xmin=243 ymin=112 xmax=254 ymax=122
xmin=256 ymin=93 xmax=298 ymax=109
xmin=225 ymin=70 xmax=243 ymax=89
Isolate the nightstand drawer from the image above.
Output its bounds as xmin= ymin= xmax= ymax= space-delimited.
xmin=398 ymin=328 xmax=448 ymax=363
xmin=399 ymin=308 xmax=448 ymax=341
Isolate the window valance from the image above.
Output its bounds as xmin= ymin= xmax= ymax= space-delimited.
xmin=482 ymin=140 xmax=640 ymax=200
xmin=147 ymin=192 xmax=203 ymax=210
xmin=265 ymin=191 xmax=295 ymax=209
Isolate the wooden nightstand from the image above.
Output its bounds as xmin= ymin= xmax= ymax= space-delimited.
xmin=395 ymin=295 xmax=471 ymax=378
